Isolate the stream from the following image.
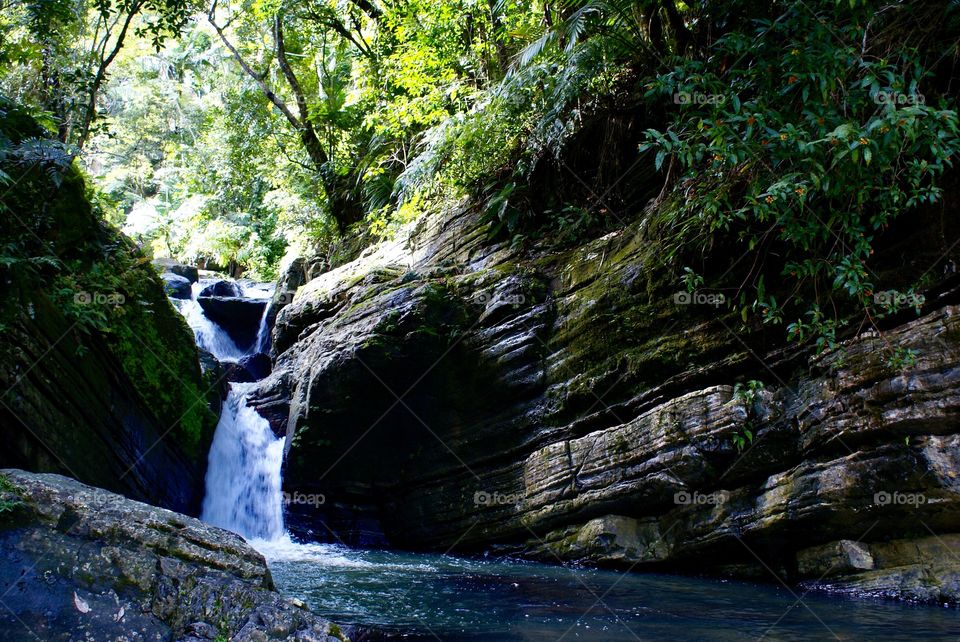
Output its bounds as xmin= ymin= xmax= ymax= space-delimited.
xmin=175 ymin=277 xmax=960 ymax=641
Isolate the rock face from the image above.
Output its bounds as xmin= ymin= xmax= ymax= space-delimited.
xmin=253 ymin=199 xmax=960 ymax=603
xmin=0 ymin=469 xmax=347 ymax=642
xmin=0 ymin=106 xmax=216 ymax=516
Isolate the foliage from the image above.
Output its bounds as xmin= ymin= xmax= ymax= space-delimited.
xmin=641 ymin=0 xmax=960 ymax=352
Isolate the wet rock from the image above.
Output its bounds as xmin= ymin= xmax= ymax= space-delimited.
xmin=801 ymin=534 xmax=960 ymax=604
xmin=153 ymin=258 xmax=199 ymax=283
xmin=200 ymin=279 xmax=243 ymax=298
xmin=162 ymin=272 xmax=192 ymax=299
xmin=197 ymin=296 xmax=267 ymax=350
xmin=797 ymin=540 xmax=874 ymax=577
xmin=0 ymin=469 xmax=347 ymax=642
xmin=240 ymin=352 xmax=272 ymax=380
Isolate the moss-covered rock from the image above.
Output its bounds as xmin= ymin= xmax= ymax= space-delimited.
xmin=0 ymin=100 xmax=216 ymax=513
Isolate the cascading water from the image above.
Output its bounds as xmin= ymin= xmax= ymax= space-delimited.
xmin=201 ymin=382 xmax=285 ymax=540
xmin=170 ymin=275 xmax=288 ymax=542
xmin=253 ymin=303 xmax=272 ymax=355
xmin=175 ymin=281 xmax=246 ymax=362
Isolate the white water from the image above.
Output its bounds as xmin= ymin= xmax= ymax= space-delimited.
xmin=254 ymin=303 xmax=272 ymax=355
xmin=176 ymin=281 xmax=247 ymax=362
xmin=177 ymin=276 xmax=337 ymax=555
xmin=201 ymin=382 xmax=286 ymax=540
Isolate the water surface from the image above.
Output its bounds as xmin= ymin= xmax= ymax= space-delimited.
xmin=255 ymin=539 xmax=959 ymax=641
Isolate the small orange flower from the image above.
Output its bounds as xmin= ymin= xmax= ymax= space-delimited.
xmin=765 ymin=196 xmax=775 ymax=204
xmin=747 ymin=116 xmax=757 ymax=125
xmin=859 ymin=137 xmax=869 ymax=145
xmin=780 ymin=133 xmax=789 ymax=141
xmin=788 ymin=75 xmax=798 ymax=84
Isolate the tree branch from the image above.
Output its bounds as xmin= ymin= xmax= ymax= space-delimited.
xmin=207 ymin=6 xmax=302 ymax=131
xmin=76 ymin=0 xmax=146 ymax=148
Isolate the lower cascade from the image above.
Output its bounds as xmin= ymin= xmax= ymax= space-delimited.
xmin=201 ymin=382 xmax=286 ymax=542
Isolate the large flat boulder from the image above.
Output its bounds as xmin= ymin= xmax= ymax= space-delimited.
xmin=0 ymin=470 xmax=347 ymax=642
xmin=197 ymin=297 xmax=267 ymax=352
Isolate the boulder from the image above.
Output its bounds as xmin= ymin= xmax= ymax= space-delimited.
xmin=0 ymin=470 xmax=347 ymax=642
xmin=240 ymin=352 xmax=272 ymax=380
xmin=197 ymin=296 xmax=267 ymax=351
xmin=200 ymin=279 xmax=243 ymax=298
xmin=153 ymin=258 xmax=199 ymax=283
xmin=800 ymin=534 xmax=960 ymax=604
xmin=225 ymin=361 xmax=257 ymax=383
xmin=161 ymin=272 xmax=192 ymax=299
xmin=797 ymin=540 xmax=875 ymax=577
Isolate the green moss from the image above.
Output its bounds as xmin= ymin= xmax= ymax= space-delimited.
xmin=0 ymin=474 xmax=22 ymax=515
xmin=1 ymin=103 xmax=215 ymax=458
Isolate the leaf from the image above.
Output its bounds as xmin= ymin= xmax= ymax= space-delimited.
xmin=73 ymin=592 xmax=91 ymax=614
xmin=655 ymin=150 xmax=667 ymax=171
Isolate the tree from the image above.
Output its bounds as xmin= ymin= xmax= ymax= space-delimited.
xmin=0 ymin=0 xmax=190 ymax=147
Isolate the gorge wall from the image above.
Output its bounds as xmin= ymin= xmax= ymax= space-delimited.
xmin=256 ymin=192 xmax=960 ymax=601
xmin=0 ymin=103 xmax=217 ymax=514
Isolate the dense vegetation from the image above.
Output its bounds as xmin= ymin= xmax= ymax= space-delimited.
xmin=3 ymin=0 xmax=959 ymax=354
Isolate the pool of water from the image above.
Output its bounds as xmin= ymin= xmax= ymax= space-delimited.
xmin=253 ymin=538 xmax=959 ymax=641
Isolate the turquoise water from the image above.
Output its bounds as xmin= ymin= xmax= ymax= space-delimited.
xmin=255 ymin=539 xmax=959 ymax=641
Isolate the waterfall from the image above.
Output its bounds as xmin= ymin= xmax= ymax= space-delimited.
xmin=254 ymin=302 xmax=272 ymax=355
xmin=168 ymin=275 xmax=287 ymax=543
xmin=176 ymin=281 xmax=246 ymax=362
xmin=201 ymin=382 xmax=286 ymax=541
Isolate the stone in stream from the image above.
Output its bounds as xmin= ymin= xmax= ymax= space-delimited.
xmin=153 ymin=257 xmax=199 ymax=283
xmin=197 ymin=296 xmax=267 ymax=351
xmin=161 ymin=272 xmax=192 ymax=299
xmin=200 ymin=279 xmax=243 ymax=298
xmin=0 ymin=469 xmax=348 ymax=642
xmin=224 ymin=354 xmax=272 ymax=384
